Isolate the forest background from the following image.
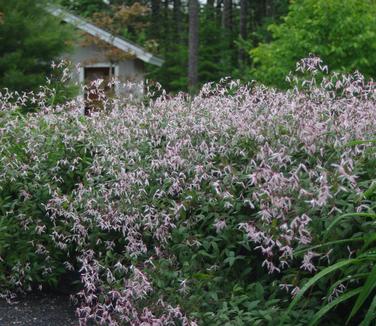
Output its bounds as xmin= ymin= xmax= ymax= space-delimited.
xmin=61 ymin=0 xmax=291 ymax=92
xmin=2 ymin=0 xmax=376 ymax=94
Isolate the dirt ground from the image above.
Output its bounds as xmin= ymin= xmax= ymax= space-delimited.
xmin=0 ymin=293 xmax=77 ymax=326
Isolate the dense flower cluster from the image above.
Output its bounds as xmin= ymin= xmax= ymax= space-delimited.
xmin=0 ymin=58 xmax=375 ymax=324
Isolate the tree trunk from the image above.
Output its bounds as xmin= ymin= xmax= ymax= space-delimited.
xmin=188 ymin=0 xmax=199 ymax=91
xmin=221 ymin=0 xmax=232 ymax=31
xmin=161 ymin=0 xmax=173 ymax=53
xmin=221 ymin=0 xmax=232 ymax=74
xmin=265 ymin=0 xmax=273 ymax=18
xmin=205 ymin=0 xmax=215 ymax=20
xmin=173 ymin=0 xmax=182 ymax=42
xmin=216 ymin=0 xmax=223 ymax=26
xmin=253 ymin=0 xmax=263 ymax=27
xmin=239 ymin=0 xmax=247 ymax=65
xmin=150 ymin=0 xmax=161 ymax=39
xmin=207 ymin=0 xmax=215 ymax=11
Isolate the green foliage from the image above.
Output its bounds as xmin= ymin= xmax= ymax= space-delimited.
xmin=199 ymin=9 xmax=230 ymax=85
xmin=137 ymin=134 xmax=287 ymax=324
xmin=2 ymin=52 xmax=376 ymax=324
xmin=280 ymin=143 xmax=376 ymax=325
xmin=0 ymin=111 xmax=92 ymax=291
xmin=59 ymin=0 xmax=109 ymax=17
xmin=251 ymin=0 xmax=376 ymax=88
xmin=59 ymin=0 xmax=292 ymax=91
xmin=0 ymin=0 xmax=74 ymax=92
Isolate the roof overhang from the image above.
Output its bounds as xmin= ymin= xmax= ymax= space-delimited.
xmin=47 ymin=6 xmax=164 ymax=67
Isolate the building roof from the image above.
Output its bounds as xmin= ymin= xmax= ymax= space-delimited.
xmin=47 ymin=6 xmax=164 ymax=67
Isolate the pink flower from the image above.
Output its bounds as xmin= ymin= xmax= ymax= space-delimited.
xmin=213 ymin=219 xmax=227 ymax=233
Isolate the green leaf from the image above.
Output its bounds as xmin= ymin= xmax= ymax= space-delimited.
xmin=294 ymin=238 xmax=363 ymax=257
xmin=309 ymin=288 xmax=361 ymax=326
xmin=192 ymin=273 xmax=213 ymax=280
xmin=360 ymin=294 xmax=376 ymax=326
xmin=363 ymin=182 xmax=376 ymax=199
xmin=347 ymin=264 xmax=376 ymax=324
xmin=327 ymin=273 xmax=368 ymax=296
xmin=345 ymin=139 xmax=376 ymax=147
xmin=280 ymin=259 xmax=359 ymax=324
xmin=325 ymin=213 xmax=376 ymax=236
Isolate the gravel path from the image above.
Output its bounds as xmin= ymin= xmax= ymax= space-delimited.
xmin=0 ymin=293 xmax=77 ymax=326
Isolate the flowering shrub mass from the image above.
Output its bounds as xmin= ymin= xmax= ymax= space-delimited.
xmin=0 ymin=58 xmax=375 ymax=325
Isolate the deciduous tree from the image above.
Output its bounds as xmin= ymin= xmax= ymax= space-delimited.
xmin=251 ymin=0 xmax=376 ymax=88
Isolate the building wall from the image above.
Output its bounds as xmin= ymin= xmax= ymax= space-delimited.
xmin=64 ymin=44 xmax=145 ymax=91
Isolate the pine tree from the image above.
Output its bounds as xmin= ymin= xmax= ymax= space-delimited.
xmin=0 ymin=0 xmax=73 ymax=92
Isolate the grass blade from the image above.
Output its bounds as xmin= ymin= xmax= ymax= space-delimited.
xmin=308 ymin=288 xmax=361 ymax=326
xmin=325 ymin=213 xmax=376 ymax=237
xmin=347 ymin=264 xmax=376 ymax=324
xmin=279 ymin=258 xmax=358 ymax=325
xmin=360 ymin=294 xmax=376 ymax=326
